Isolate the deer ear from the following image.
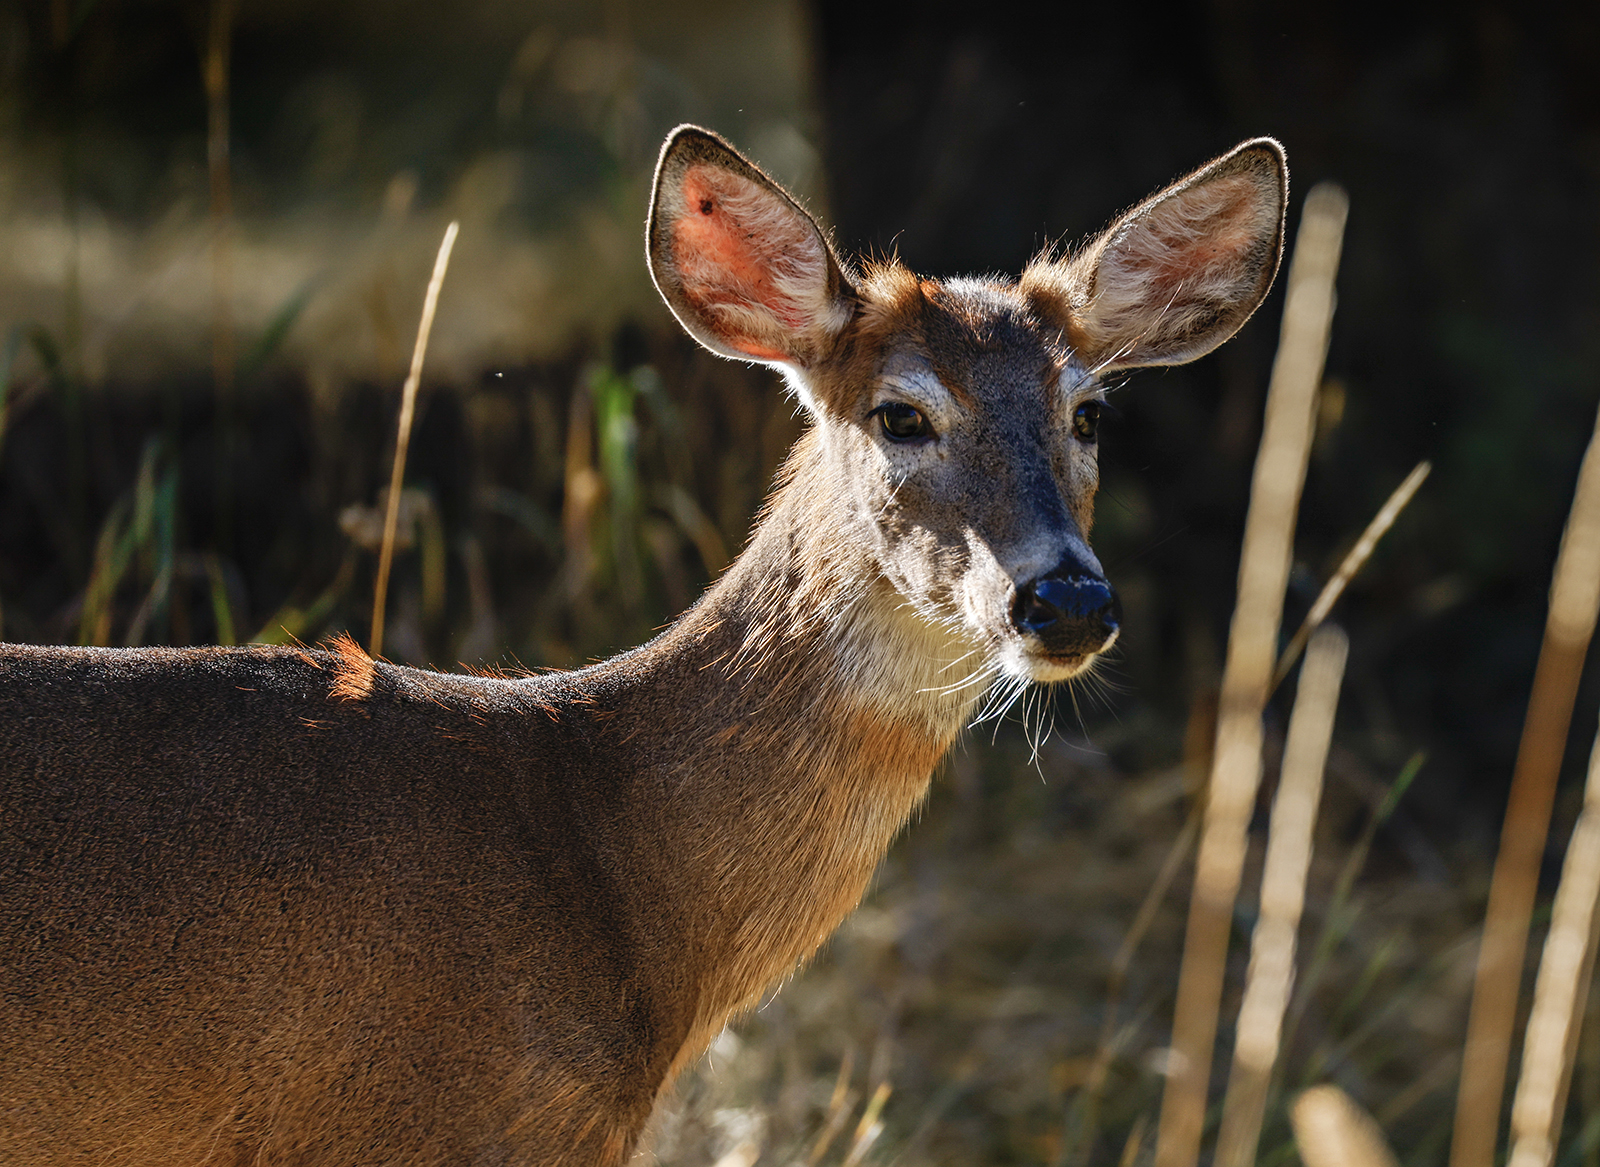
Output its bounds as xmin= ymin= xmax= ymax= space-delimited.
xmin=1022 ymin=138 xmax=1287 ymax=372
xmin=648 ymin=125 xmax=854 ymax=372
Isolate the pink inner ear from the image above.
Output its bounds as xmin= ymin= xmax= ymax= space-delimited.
xmin=671 ymin=164 xmax=826 ymax=361
xmin=1120 ymin=175 xmax=1260 ymax=297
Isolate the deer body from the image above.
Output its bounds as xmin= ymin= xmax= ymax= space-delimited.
xmin=0 ymin=128 xmax=1286 ymax=1165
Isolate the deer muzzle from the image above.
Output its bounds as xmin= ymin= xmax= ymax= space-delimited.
xmin=1012 ymin=569 xmax=1121 ymax=659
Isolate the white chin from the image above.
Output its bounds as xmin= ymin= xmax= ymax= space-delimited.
xmin=1024 ymin=655 xmax=1094 ymax=683
xmin=999 ymin=629 xmax=1118 ymax=684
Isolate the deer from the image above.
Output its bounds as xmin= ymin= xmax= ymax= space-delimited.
xmin=0 ymin=126 xmax=1286 ymax=1165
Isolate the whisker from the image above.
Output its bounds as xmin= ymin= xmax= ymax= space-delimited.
xmin=1064 ymin=673 xmax=1087 ymax=734
xmin=977 ymin=676 xmax=1031 ymax=744
xmin=937 ymin=647 xmax=983 ymax=675
xmin=918 ymin=662 xmax=999 ymax=697
xmin=1025 ymin=686 xmax=1051 ymax=772
xmin=875 ymin=472 xmax=908 ymax=520
xmin=971 ymin=674 xmax=1025 ymax=727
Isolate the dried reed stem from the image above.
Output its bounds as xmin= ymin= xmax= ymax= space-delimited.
xmin=370 ymin=221 xmax=459 ymax=657
xmin=841 ymin=1082 xmax=892 ymax=1167
xmin=1215 ymin=625 xmax=1349 ymax=1167
xmin=808 ymin=1048 xmax=856 ymax=1166
xmin=1112 ymin=808 xmax=1202 ymax=999
xmin=1118 ymin=1114 xmax=1150 ymax=1167
xmin=1273 ymin=461 xmax=1431 ymax=690
xmin=1152 ymin=182 xmax=1348 ymax=1167
xmin=1507 ymin=724 xmax=1600 ymax=1167
xmin=1066 ymin=807 xmax=1201 ymax=1167
xmin=1280 ymin=751 xmax=1425 ymax=1059
xmin=1292 ymin=1084 xmax=1401 ymax=1167
xmin=1452 ymin=396 xmax=1600 ymax=1167
xmin=205 ymin=0 xmax=236 ymax=546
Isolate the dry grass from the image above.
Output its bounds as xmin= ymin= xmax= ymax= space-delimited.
xmin=1293 ymin=1085 xmax=1401 ymax=1167
xmin=1453 ymin=394 xmax=1600 ymax=1167
xmin=1507 ymin=724 xmax=1600 ymax=1167
xmin=370 ymin=220 xmax=459 ymax=657
xmin=1217 ymin=625 xmax=1349 ymax=1167
xmin=1272 ymin=461 xmax=1431 ymax=692
xmin=205 ymin=0 xmax=237 ymax=547
xmin=1154 ymin=181 xmax=1350 ymax=1167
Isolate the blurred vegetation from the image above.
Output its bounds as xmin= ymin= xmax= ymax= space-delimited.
xmin=0 ymin=336 xmax=794 ymax=667
xmin=3 ymin=0 xmax=1600 ymax=1164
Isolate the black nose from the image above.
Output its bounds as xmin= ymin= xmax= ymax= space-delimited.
xmin=1013 ymin=571 xmax=1121 ymax=655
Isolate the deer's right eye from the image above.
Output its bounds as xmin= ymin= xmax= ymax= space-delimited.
xmin=875 ymin=403 xmax=933 ymax=442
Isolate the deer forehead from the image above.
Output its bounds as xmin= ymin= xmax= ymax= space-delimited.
xmin=839 ymin=271 xmax=1077 ymax=419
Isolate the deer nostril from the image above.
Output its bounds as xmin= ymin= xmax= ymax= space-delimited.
xmin=1016 ymin=586 xmax=1060 ymax=633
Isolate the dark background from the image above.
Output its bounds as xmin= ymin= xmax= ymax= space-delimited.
xmin=3 ymin=1 xmax=1599 ymax=1162
xmin=814 ymin=0 xmax=1600 ymax=843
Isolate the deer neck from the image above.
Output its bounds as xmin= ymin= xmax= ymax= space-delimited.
xmin=697 ymin=426 xmax=989 ymax=729
xmin=702 ymin=436 xmax=986 ymax=736
xmin=587 ymin=429 xmax=988 ymax=1067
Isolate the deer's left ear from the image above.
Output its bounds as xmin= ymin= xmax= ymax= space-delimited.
xmin=648 ymin=125 xmax=855 ymax=373
xmin=1021 ymin=138 xmax=1287 ymax=372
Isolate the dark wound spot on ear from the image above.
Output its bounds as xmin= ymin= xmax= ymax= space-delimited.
xmin=699 ymin=197 xmax=714 ymax=215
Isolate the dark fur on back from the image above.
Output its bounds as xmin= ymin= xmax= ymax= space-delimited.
xmin=2 ymin=644 xmax=655 ymax=1164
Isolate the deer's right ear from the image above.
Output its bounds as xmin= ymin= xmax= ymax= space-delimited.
xmin=648 ymin=126 xmax=854 ymax=375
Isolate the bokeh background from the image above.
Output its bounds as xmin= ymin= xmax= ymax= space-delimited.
xmin=3 ymin=0 xmax=1599 ymax=1163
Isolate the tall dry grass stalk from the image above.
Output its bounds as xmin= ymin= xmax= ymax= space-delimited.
xmin=205 ymin=0 xmax=236 ymax=545
xmin=807 ymin=1050 xmax=857 ymax=1166
xmin=1068 ymin=459 xmax=1419 ymax=1167
xmin=1452 ymin=395 xmax=1600 ymax=1167
xmin=1064 ymin=810 xmax=1200 ymax=1167
xmin=1215 ymin=625 xmax=1349 ymax=1167
xmin=1292 ymin=1084 xmax=1401 ymax=1167
xmin=1152 ymin=181 xmax=1349 ymax=1167
xmin=1279 ymin=750 xmax=1425 ymax=1064
xmin=1506 ymin=723 xmax=1600 ymax=1167
xmin=1273 ymin=461 xmax=1431 ymax=690
xmin=370 ymin=221 xmax=459 ymax=658
xmin=841 ymin=1082 xmax=892 ymax=1167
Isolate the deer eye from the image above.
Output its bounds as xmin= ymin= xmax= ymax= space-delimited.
xmin=874 ymin=402 xmax=933 ymax=442
xmin=1073 ymin=400 xmax=1102 ymax=443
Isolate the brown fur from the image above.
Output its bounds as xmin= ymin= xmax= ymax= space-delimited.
xmin=0 ymin=126 xmax=1285 ymax=1165
xmin=326 ymin=631 xmax=376 ymax=701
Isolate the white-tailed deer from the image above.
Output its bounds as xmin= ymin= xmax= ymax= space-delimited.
xmin=0 ymin=127 xmax=1285 ymax=1165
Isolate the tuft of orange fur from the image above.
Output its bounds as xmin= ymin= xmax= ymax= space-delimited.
xmin=326 ymin=632 xmax=376 ymax=702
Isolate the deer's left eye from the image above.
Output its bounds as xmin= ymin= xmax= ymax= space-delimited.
xmin=1073 ymin=401 xmax=1102 ymax=443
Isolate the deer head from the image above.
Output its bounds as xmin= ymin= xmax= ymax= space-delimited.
xmin=648 ymin=127 xmax=1286 ymax=691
